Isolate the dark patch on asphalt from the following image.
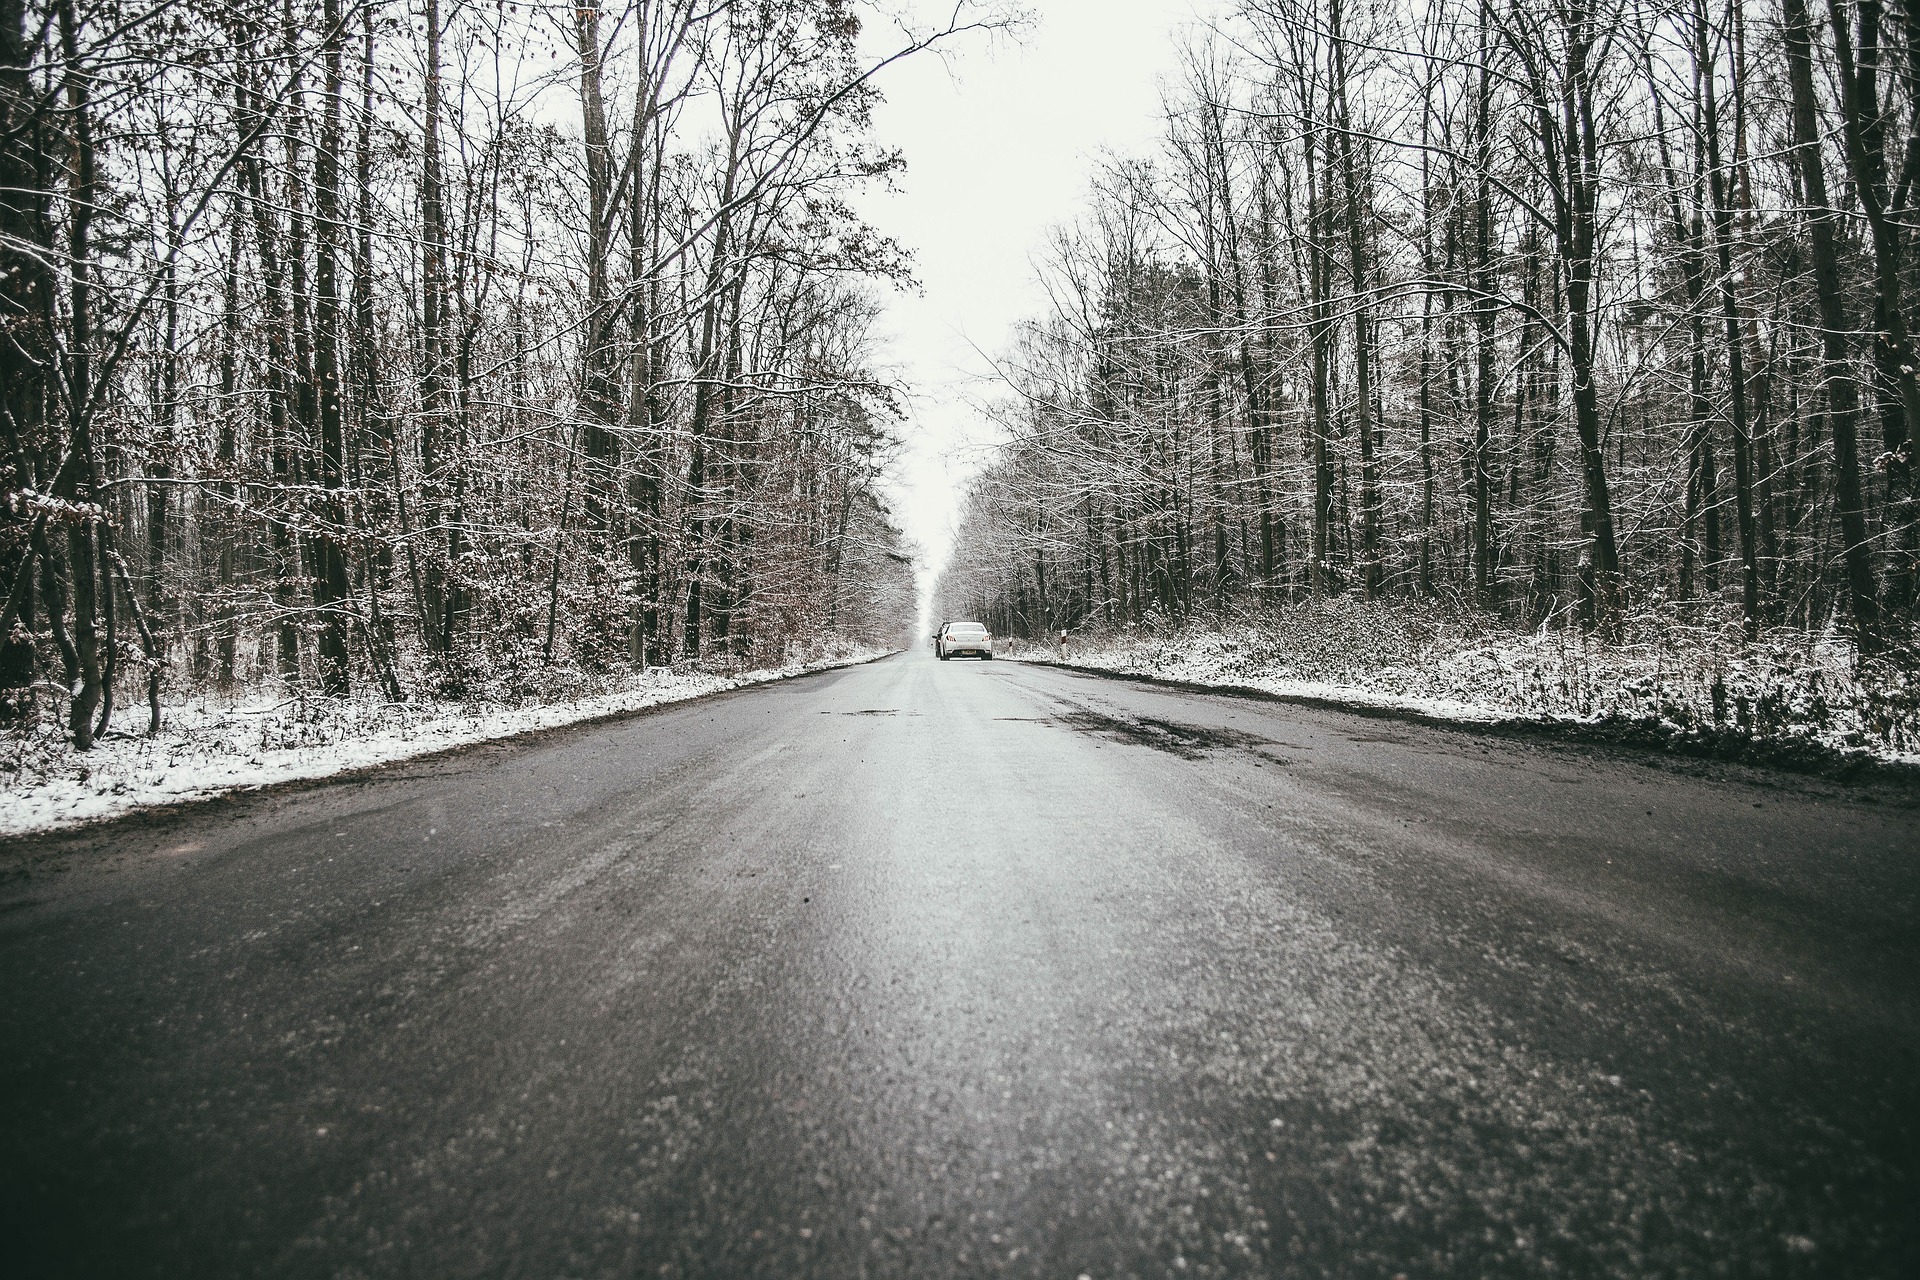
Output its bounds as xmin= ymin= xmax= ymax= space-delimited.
xmin=844 ymin=709 xmax=899 ymax=716
xmin=1055 ymin=708 xmax=1276 ymax=760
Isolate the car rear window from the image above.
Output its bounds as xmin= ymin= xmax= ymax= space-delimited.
xmin=947 ymin=624 xmax=987 ymax=636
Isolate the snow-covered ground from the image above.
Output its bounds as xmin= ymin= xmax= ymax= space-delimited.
xmin=1 ymin=648 xmax=891 ymax=838
xmin=1012 ymin=601 xmax=1920 ymax=769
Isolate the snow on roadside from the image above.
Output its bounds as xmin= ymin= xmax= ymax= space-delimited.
xmin=1010 ymin=604 xmax=1920 ymax=769
xmin=1 ymin=648 xmax=891 ymax=838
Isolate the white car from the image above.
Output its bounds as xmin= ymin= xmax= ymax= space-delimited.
xmin=937 ymin=621 xmax=994 ymax=660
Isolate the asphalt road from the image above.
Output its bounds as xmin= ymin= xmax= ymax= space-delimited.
xmin=2 ymin=650 xmax=1917 ymax=1278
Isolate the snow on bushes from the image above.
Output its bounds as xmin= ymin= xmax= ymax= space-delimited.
xmin=1031 ymin=598 xmax=1920 ymax=766
xmin=0 ymin=642 xmax=887 ymax=837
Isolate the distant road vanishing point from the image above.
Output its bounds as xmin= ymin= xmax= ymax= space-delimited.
xmin=3 ymin=650 xmax=1916 ymax=1277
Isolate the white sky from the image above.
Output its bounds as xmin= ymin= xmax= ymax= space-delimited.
xmin=855 ymin=0 xmax=1231 ymax=599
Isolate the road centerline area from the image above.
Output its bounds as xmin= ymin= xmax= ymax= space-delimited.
xmin=3 ymin=651 xmax=1916 ymax=1278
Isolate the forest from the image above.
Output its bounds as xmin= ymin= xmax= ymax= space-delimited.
xmin=935 ymin=0 xmax=1919 ymax=685
xmin=1 ymin=0 xmax=962 ymax=755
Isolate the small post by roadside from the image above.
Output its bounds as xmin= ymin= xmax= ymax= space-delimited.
xmin=1057 ymin=629 xmax=1069 ymax=660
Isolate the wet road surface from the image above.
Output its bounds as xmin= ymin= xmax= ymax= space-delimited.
xmin=2 ymin=651 xmax=1917 ymax=1278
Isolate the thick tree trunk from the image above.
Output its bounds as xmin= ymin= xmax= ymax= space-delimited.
xmin=311 ymin=0 xmax=351 ymax=695
xmin=58 ymin=0 xmax=103 ymax=748
xmin=1 ymin=0 xmax=54 ymax=706
xmin=1331 ymin=0 xmax=1380 ymax=597
xmin=419 ymin=0 xmax=454 ymax=654
xmin=1305 ymin=128 xmax=1335 ymax=596
xmin=573 ymin=1 xmax=621 ymax=540
xmin=1473 ymin=9 xmax=1497 ymax=604
xmin=1698 ymin=0 xmax=1763 ymax=636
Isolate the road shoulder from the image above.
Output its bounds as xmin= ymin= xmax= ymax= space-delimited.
xmin=0 ymin=650 xmax=898 ymax=845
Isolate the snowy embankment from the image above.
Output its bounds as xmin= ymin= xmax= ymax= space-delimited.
xmin=1 ymin=647 xmax=891 ymax=838
xmin=1017 ymin=600 xmax=1920 ymax=771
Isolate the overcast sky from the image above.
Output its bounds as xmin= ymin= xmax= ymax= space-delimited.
xmin=856 ymin=0 xmax=1231 ymax=601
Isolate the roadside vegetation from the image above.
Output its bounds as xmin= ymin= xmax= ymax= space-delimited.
xmin=0 ymin=639 xmax=885 ymax=837
xmin=935 ymin=0 xmax=1920 ymax=747
xmin=0 ymin=2 xmax=991 ymax=787
xmin=1021 ymin=598 xmax=1920 ymax=766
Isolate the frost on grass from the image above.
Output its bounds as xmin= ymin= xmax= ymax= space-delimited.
xmin=1026 ymin=598 xmax=1920 ymax=766
xmin=0 ymin=641 xmax=888 ymax=838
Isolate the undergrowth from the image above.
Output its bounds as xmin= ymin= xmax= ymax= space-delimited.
xmin=1051 ymin=597 xmax=1920 ymax=767
xmin=2 ymin=634 xmax=879 ymax=799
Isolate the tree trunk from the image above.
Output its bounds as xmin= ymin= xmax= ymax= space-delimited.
xmin=58 ymin=0 xmax=103 ymax=748
xmin=311 ymin=0 xmax=352 ymax=694
xmin=1331 ymin=0 xmax=1380 ymax=597
xmin=1697 ymin=0 xmax=1763 ymax=635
